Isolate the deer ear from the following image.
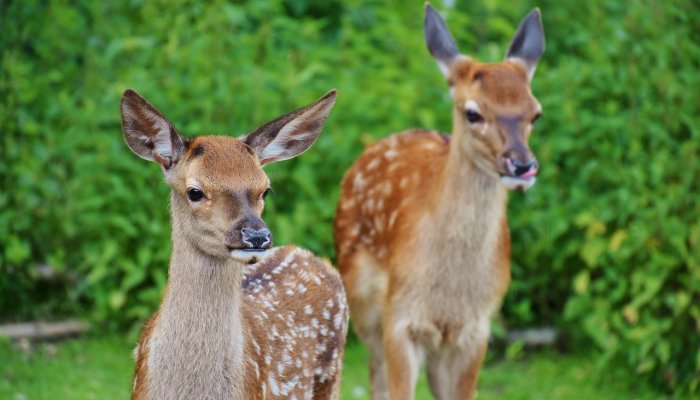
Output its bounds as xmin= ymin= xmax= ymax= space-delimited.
xmin=120 ymin=89 xmax=186 ymax=170
xmin=505 ymin=9 xmax=545 ymax=81
xmin=243 ymin=90 xmax=337 ymax=166
xmin=424 ymin=3 xmax=460 ymax=78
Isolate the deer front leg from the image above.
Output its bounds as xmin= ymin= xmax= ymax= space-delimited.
xmin=454 ymin=339 xmax=488 ymax=400
xmin=426 ymin=336 xmax=488 ymax=400
xmin=361 ymin=333 xmax=389 ymax=400
xmin=383 ymin=322 xmax=420 ymax=400
xmin=426 ymin=352 xmax=450 ymax=400
xmin=369 ymin=349 xmax=389 ymax=400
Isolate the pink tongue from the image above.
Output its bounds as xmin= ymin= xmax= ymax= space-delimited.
xmin=519 ymin=167 xmax=538 ymax=179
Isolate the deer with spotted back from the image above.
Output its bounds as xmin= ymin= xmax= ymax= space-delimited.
xmin=121 ymin=88 xmax=348 ymax=400
xmin=334 ymin=4 xmax=545 ymax=400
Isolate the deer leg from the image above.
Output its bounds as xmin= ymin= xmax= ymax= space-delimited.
xmin=383 ymin=327 xmax=420 ymax=400
xmin=452 ymin=339 xmax=488 ymax=400
xmin=369 ymin=351 xmax=389 ymax=400
xmin=426 ymin=351 xmax=450 ymax=400
xmin=359 ymin=333 xmax=389 ymax=400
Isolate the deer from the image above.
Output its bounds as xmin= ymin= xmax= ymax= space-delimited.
xmin=333 ymin=4 xmax=545 ymax=400
xmin=120 ymin=88 xmax=349 ymax=400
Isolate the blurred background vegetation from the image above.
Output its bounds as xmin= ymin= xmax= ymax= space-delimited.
xmin=1 ymin=0 xmax=698 ymax=396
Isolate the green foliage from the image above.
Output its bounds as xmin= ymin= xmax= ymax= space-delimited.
xmin=504 ymin=0 xmax=700 ymax=394
xmin=0 ymin=335 xmax=663 ymax=399
xmin=1 ymin=0 xmax=698 ymax=395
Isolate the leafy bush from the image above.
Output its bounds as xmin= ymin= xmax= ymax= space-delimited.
xmin=504 ymin=0 xmax=700 ymax=394
xmin=1 ymin=0 xmax=698 ymax=395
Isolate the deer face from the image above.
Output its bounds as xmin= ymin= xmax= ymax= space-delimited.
xmin=120 ymin=89 xmax=337 ymax=263
xmin=451 ymin=60 xmax=541 ymax=189
xmin=168 ymin=136 xmax=272 ymax=262
xmin=425 ymin=5 xmax=545 ymax=190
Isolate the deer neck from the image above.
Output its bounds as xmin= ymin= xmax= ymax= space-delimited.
xmin=146 ymin=196 xmax=246 ymax=399
xmin=163 ymin=224 xmax=243 ymax=326
xmin=425 ymin=108 xmax=507 ymax=262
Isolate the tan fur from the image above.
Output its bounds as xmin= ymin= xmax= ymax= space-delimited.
xmin=123 ymin=91 xmax=348 ymax=400
xmin=133 ymin=242 xmax=348 ymax=400
xmin=334 ymin=11 xmax=542 ymax=400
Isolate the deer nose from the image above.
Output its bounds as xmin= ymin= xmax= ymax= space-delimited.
xmin=241 ymin=228 xmax=272 ymax=250
xmin=507 ymin=158 xmax=538 ymax=178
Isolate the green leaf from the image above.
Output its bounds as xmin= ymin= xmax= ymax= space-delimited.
xmin=4 ymin=235 xmax=31 ymax=264
xmin=574 ymin=271 xmax=590 ymax=294
xmin=109 ymin=291 xmax=126 ymax=311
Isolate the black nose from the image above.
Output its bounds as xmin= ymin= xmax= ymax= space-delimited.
xmin=510 ymin=159 xmax=538 ymax=177
xmin=241 ymin=228 xmax=272 ymax=249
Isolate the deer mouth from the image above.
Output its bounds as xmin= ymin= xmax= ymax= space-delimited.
xmin=499 ymin=158 xmax=538 ymax=190
xmin=499 ymin=175 xmax=536 ymax=191
xmin=229 ymin=248 xmax=271 ymax=265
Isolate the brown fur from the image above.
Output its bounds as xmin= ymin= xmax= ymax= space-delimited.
xmin=132 ymin=245 xmax=348 ymax=400
xmin=333 ymin=7 xmax=543 ymax=400
xmin=121 ymin=89 xmax=348 ymax=399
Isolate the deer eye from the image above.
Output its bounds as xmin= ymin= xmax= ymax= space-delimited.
xmin=465 ymin=109 xmax=483 ymax=123
xmin=262 ymin=188 xmax=271 ymax=200
xmin=187 ymin=188 xmax=204 ymax=202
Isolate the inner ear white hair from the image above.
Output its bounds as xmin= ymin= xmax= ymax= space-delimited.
xmin=243 ymin=90 xmax=337 ymax=165
xmin=120 ymin=89 xmax=186 ymax=170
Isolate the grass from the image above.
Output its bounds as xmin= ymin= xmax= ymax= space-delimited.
xmin=0 ymin=334 xmax=664 ymax=400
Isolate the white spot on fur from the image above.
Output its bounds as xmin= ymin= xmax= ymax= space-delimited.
xmin=353 ymin=172 xmax=366 ymax=191
xmin=382 ymin=182 xmax=392 ymax=196
xmin=333 ymin=312 xmax=344 ymax=330
xmin=388 ymin=135 xmax=399 ymax=147
xmin=388 ymin=161 xmax=404 ymax=173
xmin=340 ymin=198 xmax=356 ymax=210
xmin=269 ymin=373 xmax=280 ymax=396
xmin=365 ymin=198 xmax=374 ymax=212
xmin=366 ymin=158 xmax=381 ymax=171
xmin=278 ymin=361 xmax=286 ymax=375
xmin=388 ymin=210 xmax=399 ymax=229
xmin=374 ymin=215 xmax=385 ymax=231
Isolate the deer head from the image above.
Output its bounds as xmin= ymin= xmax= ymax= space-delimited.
xmin=120 ymin=89 xmax=337 ymax=264
xmin=425 ymin=4 xmax=545 ymax=190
